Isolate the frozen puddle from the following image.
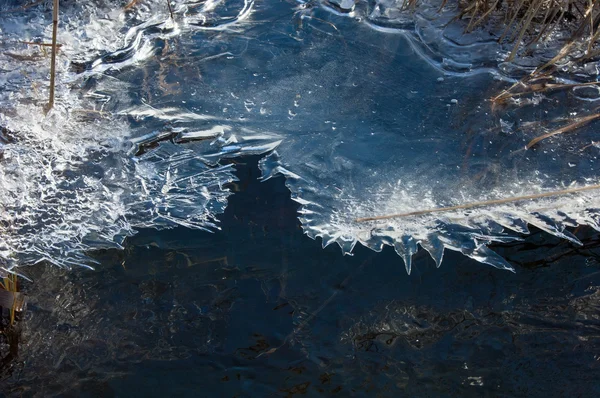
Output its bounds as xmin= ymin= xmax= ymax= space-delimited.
xmin=1 ymin=0 xmax=599 ymax=273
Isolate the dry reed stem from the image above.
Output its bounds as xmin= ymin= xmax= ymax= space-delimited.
xmin=166 ymin=0 xmax=174 ymax=20
xmin=530 ymin=6 xmax=559 ymax=45
xmin=506 ymin=0 xmax=545 ymax=61
xmin=47 ymin=0 xmax=59 ymax=112
xmin=355 ymin=183 xmax=600 ymax=222
xmin=526 ymin=112 xmax=600 ymax=148
xmin=498 ymin=0 xmax=527 ymax=44
xmin=492 ymin=1 xmax=599 ymax=105
xmin=468 ymin=0 xmax=501 ymax=32
xmin=124 ymin=0 xmax=142 ymax=11
xmin=493 ymin=80 xmax=600 ymax=103
xmin=0 ymin=273 xmax=19 ymax=326
xmin=19 ymin=41 xmax=62 ymax=48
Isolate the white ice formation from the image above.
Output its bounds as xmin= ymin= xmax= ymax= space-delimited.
xmin=1 ymin=0 xmax=599 ymax=275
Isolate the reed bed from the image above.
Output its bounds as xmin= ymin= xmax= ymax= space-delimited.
xmin=431 ymin=1 xmax=600 ymax=146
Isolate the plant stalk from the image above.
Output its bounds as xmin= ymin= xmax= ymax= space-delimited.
xmin=356 ymin=184 xmax=600 ymax=222
xmin=166 ymin=0 xmax=174 ymax=20
xmin=47 ymin=0 xmax=59 ymax=111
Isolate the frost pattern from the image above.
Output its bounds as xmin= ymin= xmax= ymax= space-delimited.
xmin=1 ymin=0 xmax=600 ymax=274
xmin=0 ymin=0 xmax=256 ymax=272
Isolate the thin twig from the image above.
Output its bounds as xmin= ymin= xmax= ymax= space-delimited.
xmin=355 ymin=184 xmax=600 ymax=222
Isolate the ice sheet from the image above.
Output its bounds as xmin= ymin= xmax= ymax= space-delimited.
xmin=1 ymin=0 xmax=599 ymax=273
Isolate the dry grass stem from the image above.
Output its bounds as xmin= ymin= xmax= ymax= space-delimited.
xmin=19 ymin=41 xmax=62 ymax=48
xmin=124 ymin=0 xmax=142 ymax=11
xmin=491 ymin=1 xmax=600 ymax=106
xmin=0 ymin=273 xmax=19 ymax=326
xmin=526 ymin=112 xmax=600 ymax=148
xmin=47 ymin=0 xmax=59 ymax=112
xmin=356 ymin=183 xmax=600 ymax=222
xmin=493 ymin=80 xmax=600 ymax=103
xmin=166 ymin=0 xmax=174 ymax=20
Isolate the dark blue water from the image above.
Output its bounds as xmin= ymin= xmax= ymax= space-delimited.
xmin=1 ymin=156 xmax=599 ymax=397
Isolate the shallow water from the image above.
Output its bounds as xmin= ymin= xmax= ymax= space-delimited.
xmin=1 ymin=158 xmax=600 ymax=397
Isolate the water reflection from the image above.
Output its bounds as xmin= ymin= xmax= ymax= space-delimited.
xmin=1 ymin=157 xmax=599 ymax=396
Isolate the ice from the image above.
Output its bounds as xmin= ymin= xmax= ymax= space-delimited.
xmin=1 ymin=0 xmax=600 ymax=274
